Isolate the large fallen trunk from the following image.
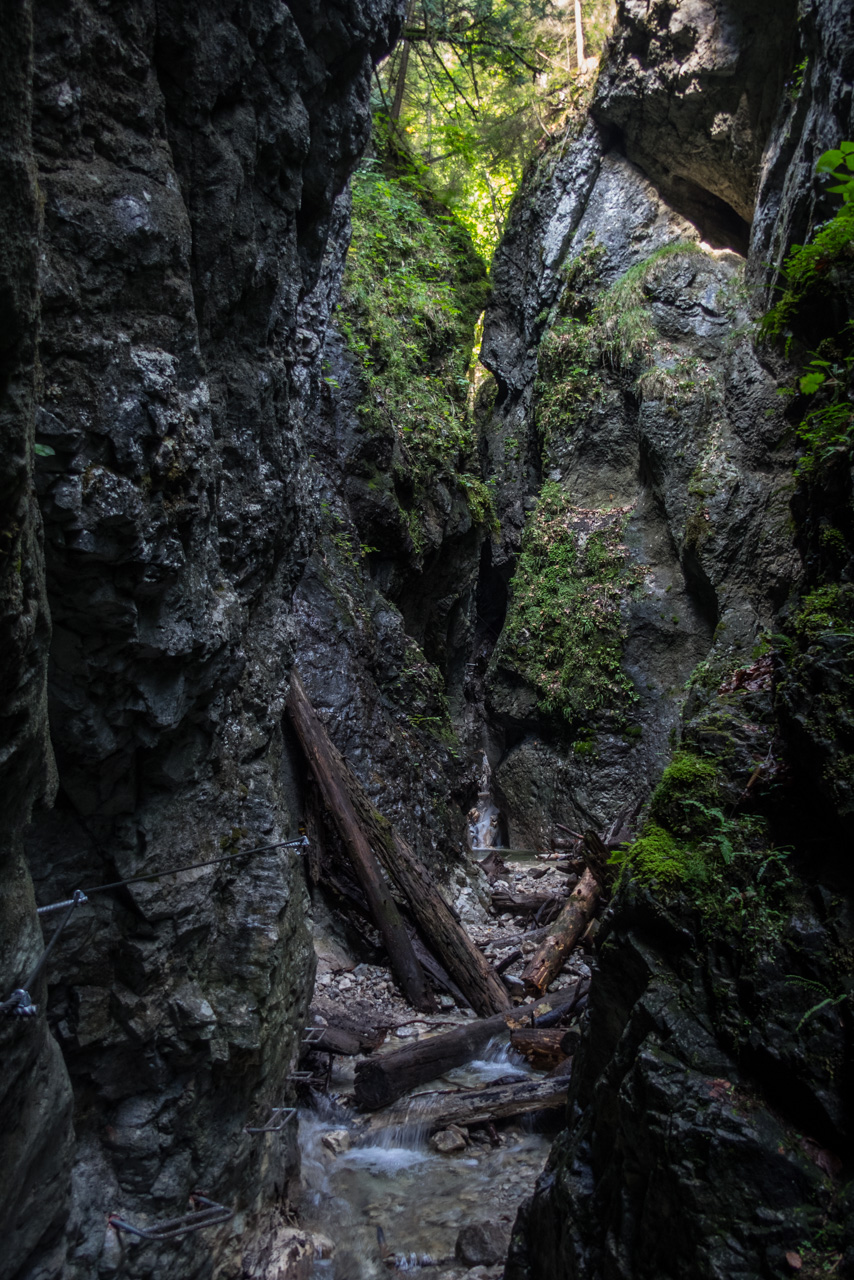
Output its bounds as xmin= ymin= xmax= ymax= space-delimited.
xmin=520 ymin=868 xmax=600 ymax=994
xmin=287 ymin=671 xmax=434 ymax=1012
xmin=354 ymin=990 xmax=571 ymax=1110
xmin=360 ymin=1076 xmax=569 ymax=1139
xmin=380 ymin=831 xmax=511 ymax=1017
xmin=288 ymin=671 xmax=509 ymax=1017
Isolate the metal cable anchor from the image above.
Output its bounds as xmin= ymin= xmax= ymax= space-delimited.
xmin=1 ymin=889 xmax=88 ymax=1018
xmin=244 ymin=1106 xmax=297 ymax=1134
xmin=108 ymin=1193 xmax=232 ymax=1242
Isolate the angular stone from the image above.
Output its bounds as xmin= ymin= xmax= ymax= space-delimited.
xmin=455 ymin=1221 xmax=507 ymax=1267
xmin=321 ymin=1129 xmax=351 ymax=1156
xmin=430 ymin=1125 xmax=468 ymax=1154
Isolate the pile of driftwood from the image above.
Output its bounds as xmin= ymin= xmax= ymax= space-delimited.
xmin=287 ymin=669 xmax=624 ymax=1135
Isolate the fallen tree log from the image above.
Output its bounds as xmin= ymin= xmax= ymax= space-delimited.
xmin=354 ymin=991 xmax=570 ymax=1110
xmin=520 ymin=869 xmax=600 ymax=995
xmin=491 ymin=889 xmax=564 ymax=915
xmin=533 ymin=977 xmax=590 ymax=1027
xmin=509 ymin=1028 xmax=571 ymax=1067
xmin=287 ymin=671 xmax=433 ymax=1012
xmin=288 ymin=671 xmax=509 ymax=1017
xmin=360 ymin=1076 xmax=569 ymax=1139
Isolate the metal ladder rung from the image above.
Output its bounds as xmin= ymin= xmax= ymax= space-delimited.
xmin=244 ymin=1106 xmax=297 ymax=1134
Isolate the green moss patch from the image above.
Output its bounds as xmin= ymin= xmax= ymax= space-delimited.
xmin=494 ymin=481 xmax=645 ymax=725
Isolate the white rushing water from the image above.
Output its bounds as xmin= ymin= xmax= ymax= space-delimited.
xmin=295 ymin=1043 xmax=551 ymax=1277
xmin=468 ymin=754 xmax=505 ymax=851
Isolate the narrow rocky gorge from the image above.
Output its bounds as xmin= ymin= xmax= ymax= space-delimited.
xmin=1 ymin=0 xmax=853 ymax=1278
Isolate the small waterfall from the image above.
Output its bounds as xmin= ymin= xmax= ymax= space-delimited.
xmin=468 ymin=754 xmax=505 ymax=851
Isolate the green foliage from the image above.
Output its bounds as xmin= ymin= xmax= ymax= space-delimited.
xmin=794 ymin=584 xmax=854 ymax=642
xmin=761 ymin=143 xmax=854 ymax=342
xmin=380 ymin=0 xmax=615 ymax=256
xmin=34 ymin=442 xmax=55 ymax=457
xmin=597 ymin=240 xmax=705 ymax=370
xmin=535 ymin=316 xmax=602 ymax=444
xmin=496 ymin=481 xmax=644 ymax=724
xmin=535 ymin=240 xmax=712 ymax=445
xmin=339 ymin=157 xmax=494 ymax=536
xmin=612 ymin=749 xmax=794 ymax=935
xmin=815 ymin=139 xmax=854 ymax=202
xmin=648 ymin=751 xmax=719 ymax=834
xmin=786 ymin=977 xmax=848 ymax=1033
xmin=792 ymin=325 xmax=854 ymax=474
xmin=617 ymin=822 xmax=689 ymax=885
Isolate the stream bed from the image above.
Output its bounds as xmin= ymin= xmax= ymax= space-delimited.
xmin=296 ymin=797 xmax=577 ymax=1278
xmin=296 ymin=1047 xmax=553 ymax=1277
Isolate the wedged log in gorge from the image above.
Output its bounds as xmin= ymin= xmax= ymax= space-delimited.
xmin=287 ymin=670 xmax=434 ymax=1012
xmin=520 ymin=868 xmax=600 ymax=995
xmin=287 ymin=671 xmax=510 ymax=1016
xmin=354 ymin=989 xmax=575 ymax=1110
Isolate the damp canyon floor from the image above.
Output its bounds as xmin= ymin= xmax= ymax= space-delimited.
xmin=293 ymin=848 xmax=590 ymax=1277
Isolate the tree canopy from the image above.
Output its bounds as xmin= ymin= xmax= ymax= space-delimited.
xmin=375 ymin=0 xmax=615 ymax=258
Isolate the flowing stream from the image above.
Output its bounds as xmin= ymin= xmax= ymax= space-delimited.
xmin=296 ymin=1045 xmax=553 ymax=1277
xmin=296 ymin=766 xmax=564 ymax=1276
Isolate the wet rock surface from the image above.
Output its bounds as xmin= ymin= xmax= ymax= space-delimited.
xmin=477 ymin=1 xmax=854 ymax=1277
xmin=3 ymin=0 xmax=406 ymax=1276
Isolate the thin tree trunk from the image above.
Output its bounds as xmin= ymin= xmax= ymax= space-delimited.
xmin=287 ymin=671 xmax=434 ymax=1012
xmin=389 ymin=0 xmax=417 ymax=121
xmin=574 ymin=0 xmax=585 ymax=68
xmin=520 ymin=869 xmax=600 ymax=994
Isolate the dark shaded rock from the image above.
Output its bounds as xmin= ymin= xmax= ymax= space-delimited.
xmin=456 ymin=1221 xmax=507 ymax=1267
xmin=593 ymin=0 xmax=799 ymax=247
xmin=0 ymin=7 xmax=72 ymax=1277
xmin=2 ymin=0 xmax=406 ymax=1277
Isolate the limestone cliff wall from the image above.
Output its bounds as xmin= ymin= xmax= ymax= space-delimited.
xmin=0 ymin=2 xmax=404 ymax=1277
xmin=479 ymin=0 xmax=854 ymax=1275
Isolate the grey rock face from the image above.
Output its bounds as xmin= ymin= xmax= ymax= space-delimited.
xmin=593 ymin=0 xmax=799 ymax=249
xmin=481 ymin=2 xmax=854 ymax=1277
xmin=749 ymin=0 xmax=854 ymax=301
xmin=507 ymin=879 xmax=853 ymax=1280
xmin=455 ymin=1219 xmax=507 ymax=1266
xmin=0 ymin=10 xmax=72 ymax=1278
xmin=482 ymin=149 xmax=797 ymax=847
xmin=2 ymin=0 xmax=405 ymax=1276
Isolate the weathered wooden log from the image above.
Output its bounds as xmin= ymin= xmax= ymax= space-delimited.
xmin=520 ymin=869 xmax=600 ymax=995
xmin=491 ymin=889 xmax=564 ymax=915
xmin=306 ymin=1010 xmax=388 ymax=1056
xmin=381 ymin=829 xmax=510 ymax=1016
xmin=289 ymin=671 xmax=509 ymax=1017
xmin=582 ymin=829 xmax=611 ymax=890
xmin=509 ymin=1028 xmax=570 ymax=1066
xmin=494 ymin=948 xmax=522 ymax=975
xmin=287 ymin=671 xmax=434 ymax=1012
xmin=360 ymin=1076 xmax=569 ymax=1139
xmin=533 ymin=977 xmax=590 ymax=1027
xmin=410 ymin=934 xmax=469 ymax=1007
xmin=353 ymin=991 xmax=570 ymax=1110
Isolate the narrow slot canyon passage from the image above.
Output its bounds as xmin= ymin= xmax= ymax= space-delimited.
xmin=2 ymin=1 xmax=853 ymax=1278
